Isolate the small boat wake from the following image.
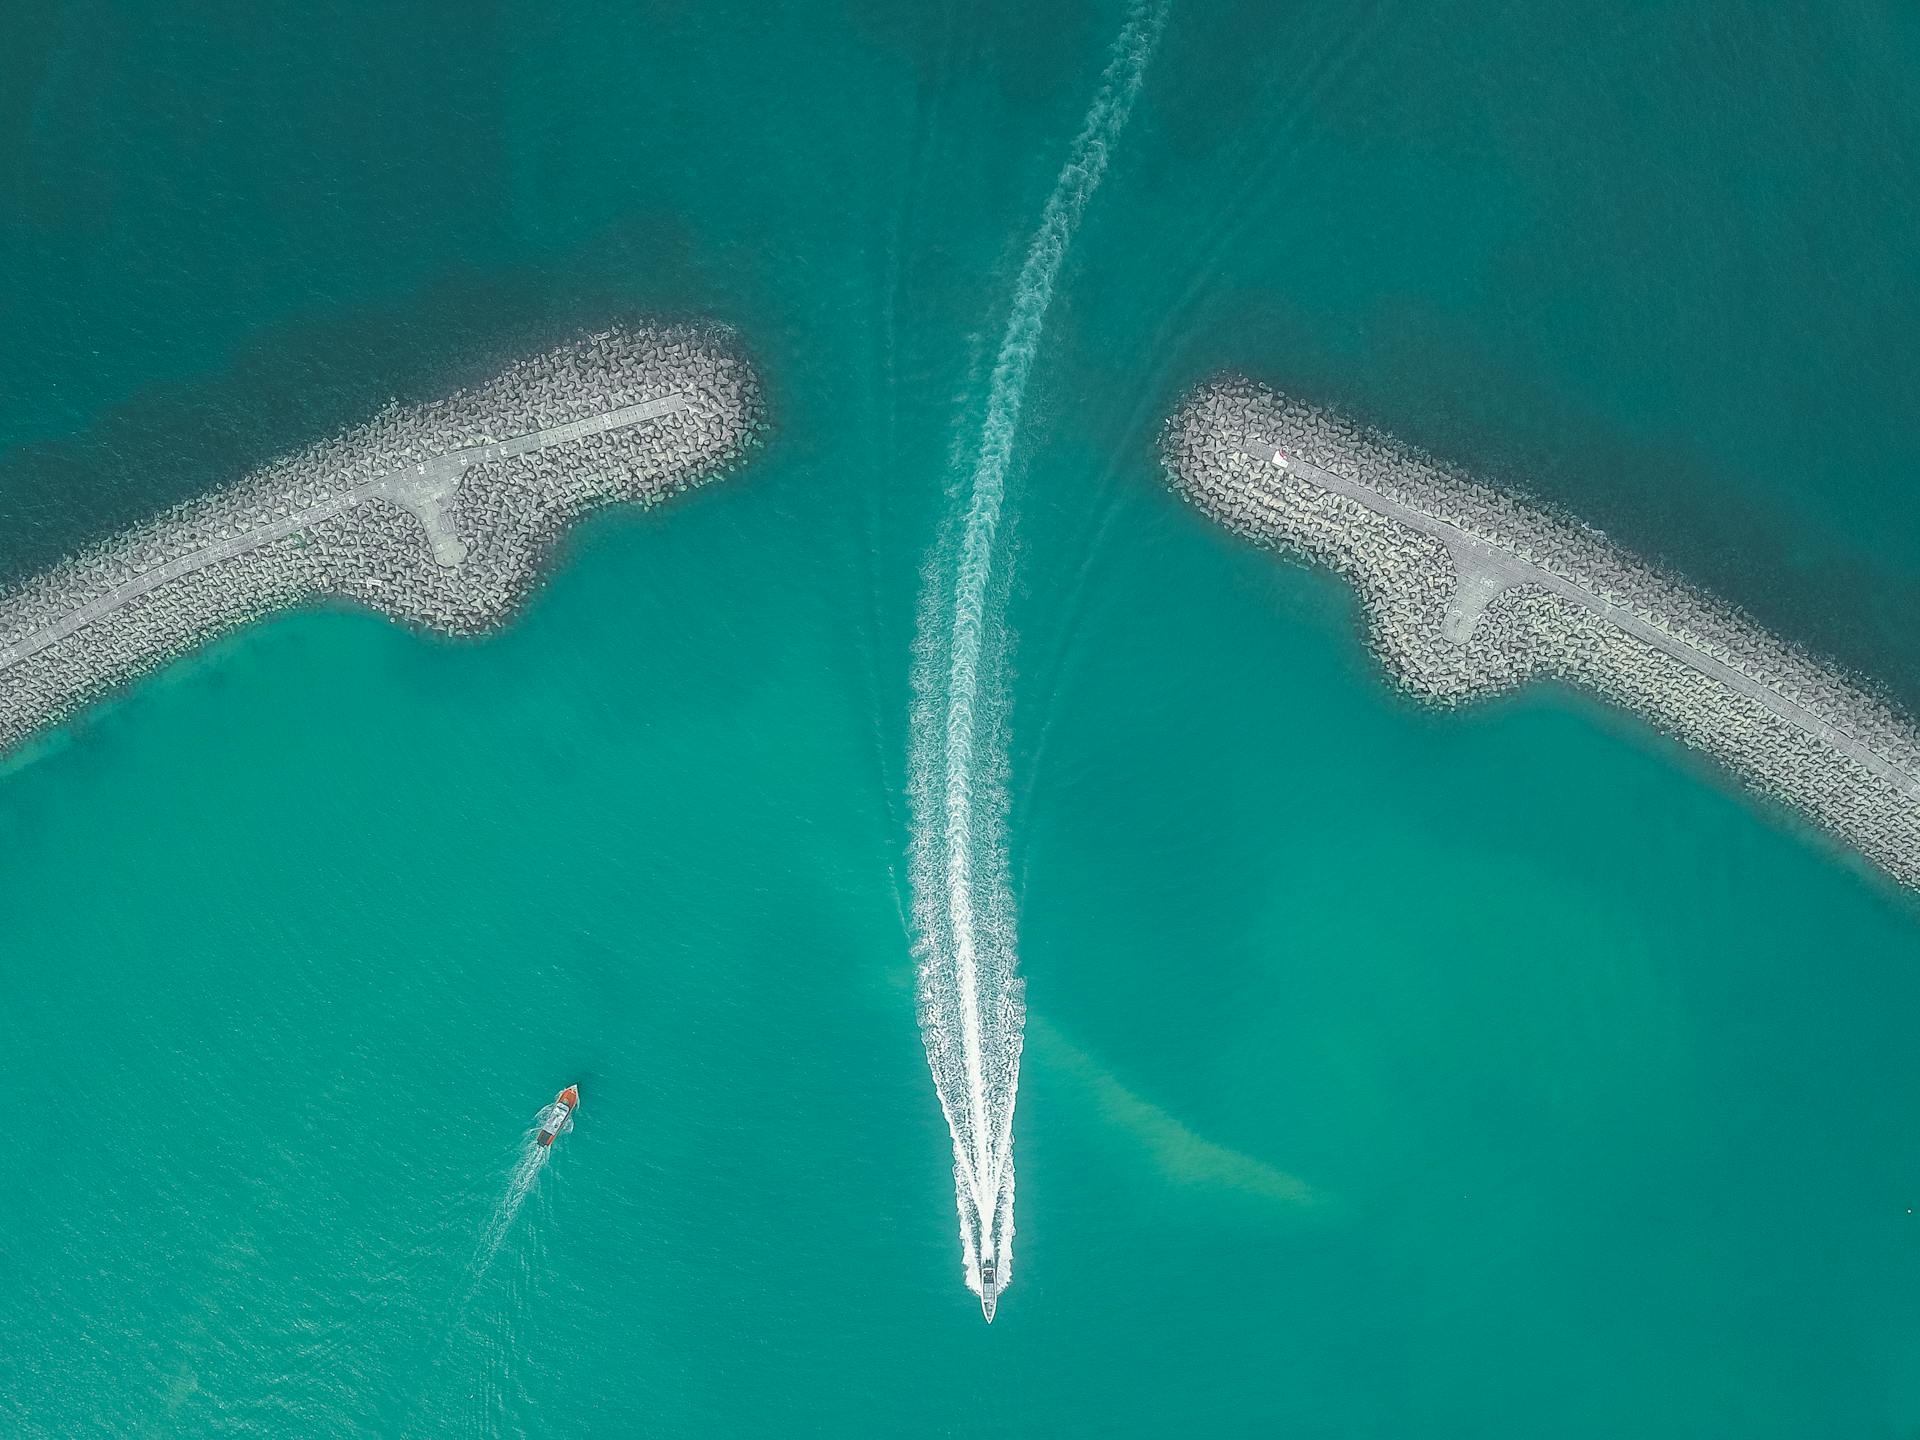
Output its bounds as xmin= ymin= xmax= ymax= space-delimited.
xmin=473 ymin=1087 xmax=578 ymax=1279
xmin=471 ymin=1138 xmax=548 ymax=1279
xmin=394 ymin=1087 xmax=580 ymax=1436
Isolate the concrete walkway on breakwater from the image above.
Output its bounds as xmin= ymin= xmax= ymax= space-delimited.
xmin=0 ymin=393 xmax=691 ymax=674
xmin=1238 ymin=439 xmax=1920 ymax=804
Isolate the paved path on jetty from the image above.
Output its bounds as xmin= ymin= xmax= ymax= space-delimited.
xmin=1235 ymin=439 xmax=1920 ymax=802
xmin=0 ymin=394 xmax=692 ymax=673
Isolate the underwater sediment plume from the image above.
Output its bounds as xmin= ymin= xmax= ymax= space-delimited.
xmin=0 ymin=325 xmax=759 ymax=757
xmin=1163 ymin=380 xmax=1920 ymax=891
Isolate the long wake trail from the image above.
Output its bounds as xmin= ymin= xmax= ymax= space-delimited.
xmin=909 ymin=0 xmax=1168 ymax=1321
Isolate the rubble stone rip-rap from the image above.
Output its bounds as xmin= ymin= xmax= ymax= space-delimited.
xmin=0 ymin=324 xmax=762 ymax=756
xmin=1163 ymin=377 xmax=1920 ymax=893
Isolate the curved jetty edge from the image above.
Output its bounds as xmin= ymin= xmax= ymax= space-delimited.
xmin=0 ymin=324 xmax=761 ymax=757
xmin=1163 ymin=378 xmax=1920 ymax=892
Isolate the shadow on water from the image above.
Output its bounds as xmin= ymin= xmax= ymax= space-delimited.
xmin=0 ymin=218 xmax=742 ymax=588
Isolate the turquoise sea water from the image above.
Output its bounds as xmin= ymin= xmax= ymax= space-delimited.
xmin=4 ymin=2 xmax=1920 ymax=1434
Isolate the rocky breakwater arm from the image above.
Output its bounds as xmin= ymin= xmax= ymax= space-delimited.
xmin=0 ymin=325 xmax=762 ymax=757
xmin=1163 ymin=379 xmax=1920 ymax=892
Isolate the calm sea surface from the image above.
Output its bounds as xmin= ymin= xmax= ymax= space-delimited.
xmin=4 ymin=3 xmax=1920 ymax=1434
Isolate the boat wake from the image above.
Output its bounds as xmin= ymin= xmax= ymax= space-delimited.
xmin=396 ymin=1103 xmax=568 ymax=1437
xmin=471 ymin=1114 xmax=560 ymax=1280
xmin=908 ymin=0 xmax=1169 ymax=1322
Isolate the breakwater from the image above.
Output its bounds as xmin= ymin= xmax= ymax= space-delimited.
xmin=1163 ymin=379 xmax=1920 ymax=892
xmin=0 ymin=325 xmax=759 ymax=756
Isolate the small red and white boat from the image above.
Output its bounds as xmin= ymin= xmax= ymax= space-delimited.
xmin=537 ymin=1085 xmax=579 ymax=1147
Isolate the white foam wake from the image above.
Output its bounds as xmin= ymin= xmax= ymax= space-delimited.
xmin=908 ymin=0 xmax=1169 ymax=1320
xmin=472 ymin=1106 xmax=563 ymax=1277
xmin=397 ymin=1105 xmax=565 ymax=1437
